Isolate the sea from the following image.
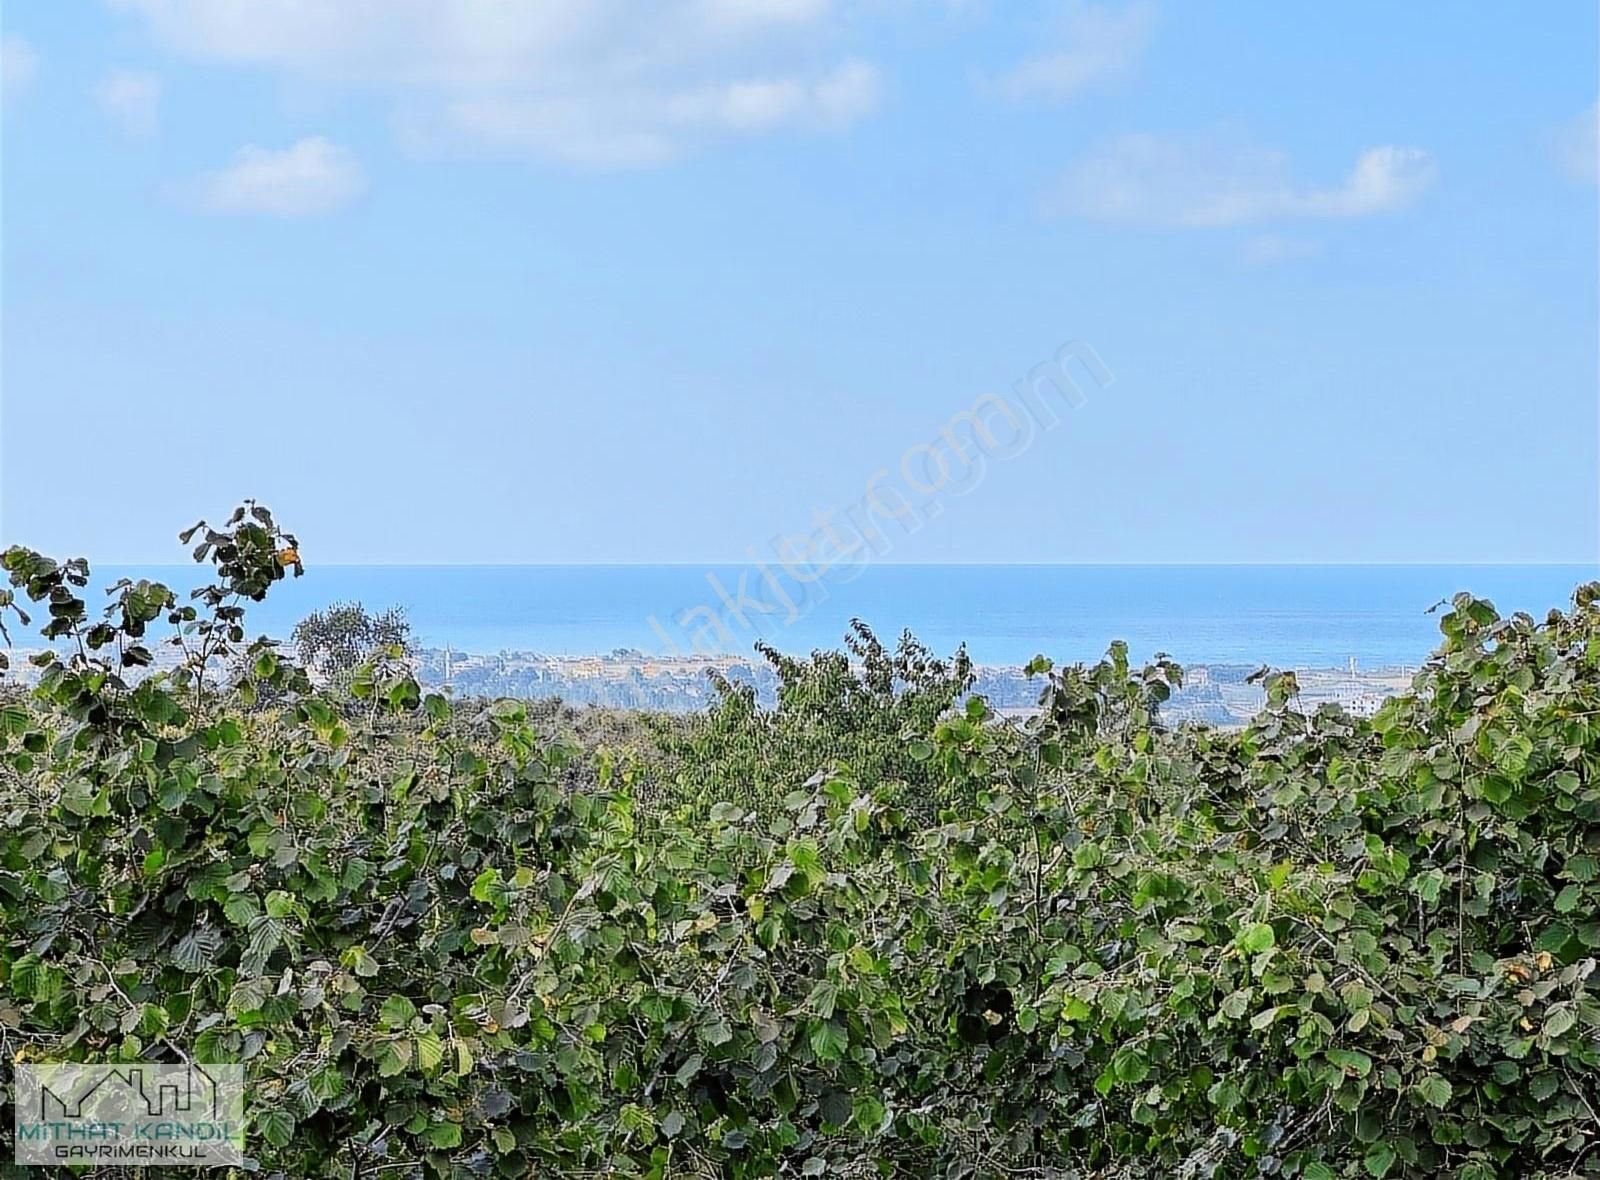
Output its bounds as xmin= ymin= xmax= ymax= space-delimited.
xmin=86 ymin=563 xmax=1598 ymax=670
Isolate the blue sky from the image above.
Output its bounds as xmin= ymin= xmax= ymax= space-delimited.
xmin=2 ymin=2 xmax=1596 ymax=564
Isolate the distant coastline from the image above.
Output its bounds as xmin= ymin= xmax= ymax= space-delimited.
xmin=12 ymin=559 xmax=1585 ymax=725
xmin=409 ymin=646 xmax=1417 ymax=725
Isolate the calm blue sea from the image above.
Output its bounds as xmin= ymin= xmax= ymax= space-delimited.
xmin=87 ymin=564 xmax=1597 ymax=669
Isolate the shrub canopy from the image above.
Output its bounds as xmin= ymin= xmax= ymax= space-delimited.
xmin=1 ymin=506 xmax=1597 ymax=1178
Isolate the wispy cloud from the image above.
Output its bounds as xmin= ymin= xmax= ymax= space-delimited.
xmin=94 ymin=70 xmax=162 ymax=137
xmin=1551 ymin=99 xmax=1597 ymax=185
xmin=110 ymin=0 xmax=880 ymax=169
xmin=2 ymin=34 xmax=39 ymax=103
xmin=190 ymin=137 xmax=366 ymax=217
xmin=989 ymin=1 xmax=1156 ymax=102
xmin=443 ymin=58 xmax=881 ymax=169
xmin=1048 ymin=133 xmax=1437 ymax=227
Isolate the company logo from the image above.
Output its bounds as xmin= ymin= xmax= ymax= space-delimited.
xmin=14 ymin=1063 xmax=245 ymax=1167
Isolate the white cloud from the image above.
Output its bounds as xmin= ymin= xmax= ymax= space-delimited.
xmin=2 ymin=34 xmax=39 ymax=102
xmin=109 ymin=0 xmax=880 ymax=168
xmin=1552 ymin=100 xmax=1597 ymax=185
xmin=1049 ymin=133 xmax=1436 ymax=227
xmin=94 ymin=70 xmax=162 ymax=137
xmin=191 ymin=137 xmax=366 ymax=217
xmin=445 ymin=58 xmax=880 ymax=168
xmin=990 ymin=1 xmax=1155 ymax=102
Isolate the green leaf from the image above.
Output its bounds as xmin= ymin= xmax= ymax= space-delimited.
xmin=172 ymin=926 xmax=222 ymax=972
xmin=264 ymin=889 xmax=297 ymax=919
xmin=416 ymin=1029 xmax=446 ymax=1073
xmin=1543 ymin=1005 xmax=1578 ymax=1038
xmin=752 ymin=1010 xmax=782 ymax=1043
xmin=223 ymin=892 xmax=260 ymax=926
xmin=1528 ymin=1071 xmax=1560 ymax=1102
xmin=1219 ymin=988 xmax=1251 ymax=1019
xmin=227 ymin=976 xmax=271 ymax=1017
xmin=426 ymin=1121 xmax=462 ymax=1148
xmin=377 ymin=1038 xmax=412 ymax=1077
xmin=308 ymin=1068 xmax=345 ymax=1103
xmin=809 ymin=1020 xmax=848 ymax=1062
xmin=470 ymin=867 xmax=507 ymax=906
xmin=1237 ymin=922 xmax=1276 ymax=954
xmin=342 ymin=944 xmax=379 ymax=978
xmin=1414 ymin=1075 xmax=1452 ymax=1109
xmin=258 ymin=1108 xmax=296 ymax=1149
xmin=807 ymin=980 xmax=839 ymax=1020
xmin=379 ymin=994 xmax=417 ymax=1029
xmin=699 ymin=1014 xmax=733 ymax=1046
xmin=1363 ymin=1141 xmax=1396 ymax=1178
xmin=1111 ymin=1048 xmax=1149 ymax=1085
xmin=853 ymin=1095 xmax=887 ymax=1134
xmin=1326 ymin=1049 xmax=1373 ymax=1078
xmin=1413 ymin=868 xmax=1445 ymax=904
xmin=1249 ymin=1006 xmax=1279 ymax=1031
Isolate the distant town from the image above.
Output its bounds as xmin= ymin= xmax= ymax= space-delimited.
xmin=412 ymin=646 xmax=1416 ymax=726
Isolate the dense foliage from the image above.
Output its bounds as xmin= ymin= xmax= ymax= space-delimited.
xmin=1 ymin=505 xmax=1598 ymax=1178
xmin=648 ymin=624 xmax=977 ymax=825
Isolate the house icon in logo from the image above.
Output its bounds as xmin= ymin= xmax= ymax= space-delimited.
xmin=38 ymin=1064 xmax=226 ymax=1122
